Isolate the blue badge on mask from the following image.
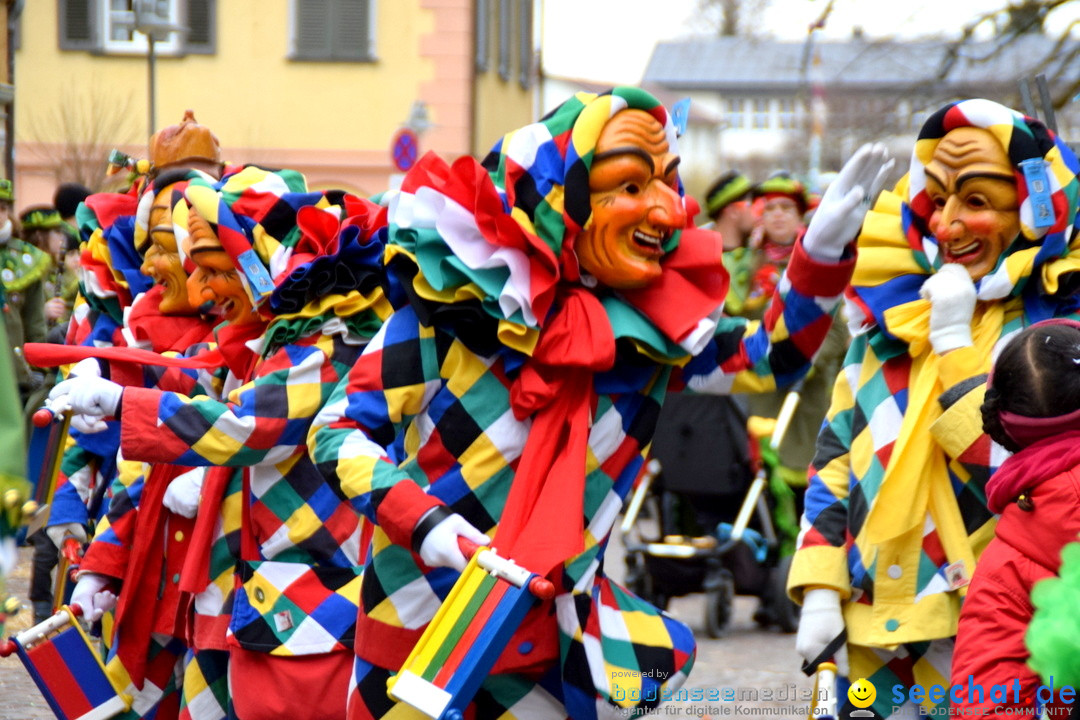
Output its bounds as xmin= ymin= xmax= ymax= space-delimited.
xmin=1019 ymin=158 xmax=1056 ymax=229
xmin=237 ymin=248 xmax=275 ymax=300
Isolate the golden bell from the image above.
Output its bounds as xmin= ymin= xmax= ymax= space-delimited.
xmin=22 ymin=500 xmax=39 ymax=517
xmin=2 ymin=489 xmax=21 ymax=510
xmin=2 ymin=596 xmax=20 ymax=615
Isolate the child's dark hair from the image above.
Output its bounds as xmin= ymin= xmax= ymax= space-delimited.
xmin=982 ymin=320 xmax=1080 ymax=452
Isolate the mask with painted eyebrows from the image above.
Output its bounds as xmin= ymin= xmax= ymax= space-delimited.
xmin=142 ymin=184 xmax=198 ymax=314
xmin=575 ymin=109 xmax=686 ymax=289
xmin=924 ymin=126 xmax=1020 ymax=281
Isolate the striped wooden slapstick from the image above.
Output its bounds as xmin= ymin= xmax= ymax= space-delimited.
xmin=0 ymin=604 xmax=132 ymax=720
xmin=388 ymin=539 xmax=554 ymax=720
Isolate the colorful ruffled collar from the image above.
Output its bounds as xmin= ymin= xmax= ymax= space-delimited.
xmin=385 ymin=87 xmax=727 ymax=365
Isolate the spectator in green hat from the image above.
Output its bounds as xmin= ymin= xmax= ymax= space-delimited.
xmin=704 ymin=170 xmax=756 ymax=314
xmin=20 ymin=205 xmax=76 ymax=333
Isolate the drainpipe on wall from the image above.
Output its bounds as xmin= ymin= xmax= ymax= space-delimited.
xmin=5 ymin=0 xmax=22 ymax=183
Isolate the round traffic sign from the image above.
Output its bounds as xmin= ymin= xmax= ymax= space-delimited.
xmin=391 ymin=128 xmax=419 ymax=172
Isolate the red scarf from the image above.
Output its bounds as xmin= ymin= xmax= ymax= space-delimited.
xmin=495 ymin=286 xmax=615 ymax=576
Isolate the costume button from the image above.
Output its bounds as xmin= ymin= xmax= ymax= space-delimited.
xmin=174 ymin=530 xmax=184 ymax=542
xmin=887 ymin=564 xmax=902 ymax=579
xmin=885 ymin=619 xmax=900 ymax=632
xmin=255 ymin=587 xmax=265 ymax=603
xmin=518 ymin=641 xmax=533 ymax=655
xmin=172 ymin=573 xmax=181 ymax=584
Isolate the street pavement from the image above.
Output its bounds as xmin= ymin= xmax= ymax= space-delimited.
xmin=0 ymin=534 xmax=811 ymax=720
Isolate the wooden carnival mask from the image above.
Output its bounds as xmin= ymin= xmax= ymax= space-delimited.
xmin=183 ymin=205 xmax=260 ymax=326
xmin=925 ymin=126 xmax=1020 ymax=281
xmin=576 ymin=109 xmax=685 ymax=290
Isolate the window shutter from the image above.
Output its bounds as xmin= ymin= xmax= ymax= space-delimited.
xmin=59 ymin=0 xmax=97 ymax=51
xmin=497 ymin=0 xmax=511 ymax=81
xmin=474 ymin=0 xmax=489 ymax=72
xmin=333 ymin=0 xmax=370 ymax=61
xmin=295 ymin=0 xmax=332 ymax=60
xmin=518 ymin=0 xmax=532 ymax=89
xmin=184 ymin=0 xmax=216 ymax=54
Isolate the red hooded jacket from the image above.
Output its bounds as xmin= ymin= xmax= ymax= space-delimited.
xmin=951 ymin=430 xmax=1080 ymax=714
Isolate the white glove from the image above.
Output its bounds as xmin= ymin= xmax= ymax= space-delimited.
xmin=417 ymin=512 xmax=491 ymax=572
xmin=70 ymin=572 xmax=118 ymax=623
xmin=920 ymin=263 xmax=977 ymax=354
xmin=163 ymin=470 xmax=203 ymax=518
xmin=795 ymin=588 xmax=849 ymax=676
xmin=802 ymin=143 xmax=895 ymax=261
xmin=71 ymin=413 xmax=109 ymax=434
xmin=48 ymin=376 xmax=123 ymax=419
xmin=45 ymin=522 xmax=88 ymax=549
xmin=68 ymin=358 xmax=103 ymax=379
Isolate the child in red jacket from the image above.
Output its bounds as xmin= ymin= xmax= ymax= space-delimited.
xmin=951 ymin=318 xmax=1080 ymax=717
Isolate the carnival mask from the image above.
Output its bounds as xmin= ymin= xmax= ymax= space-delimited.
xmin=925 ymin=126 xmax=1020 ymax=281
xmin=142 ymin=185 xmax=198 ymax=314
xmin=576 ymin=109 xmax=685 ymax=289
xmin=183 ymin=206 xmax=260 ymax=325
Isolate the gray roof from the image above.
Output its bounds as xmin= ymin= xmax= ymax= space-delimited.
xmin=642 ymin=34 xmax=1077 ymax=93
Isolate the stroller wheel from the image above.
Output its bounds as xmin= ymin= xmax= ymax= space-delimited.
xmin=767 ymin=554 xmax=800 ymax=634
xmin=625 ymin=556 xmax=668 ymax=610
xmin=704 ymin=571 xmax=734 ymax=639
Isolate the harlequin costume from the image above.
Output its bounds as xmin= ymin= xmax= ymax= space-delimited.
xmin=788 ymin=99 xmax=1080 ymax=717
xmin=308 ymin=87 xmax=855 ymax=720
xmin=95 ymin=166 xmax=393 ymax=720
xmin=73 ymin=170 xmax=224 ymax=720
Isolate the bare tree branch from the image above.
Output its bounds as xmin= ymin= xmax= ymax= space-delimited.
xmin=25 ymin=85 xmax=142 ymax=191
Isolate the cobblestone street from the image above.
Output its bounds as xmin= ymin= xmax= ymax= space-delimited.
xmin=1 ymin=537 xmax=812 ymax=720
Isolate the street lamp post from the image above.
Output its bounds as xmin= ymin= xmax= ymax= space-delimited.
xmin=113 ymin=0 xmax=186 ymax=137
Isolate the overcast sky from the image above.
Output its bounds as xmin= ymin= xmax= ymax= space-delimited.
xmin=541 ymin=0 xmax=1080 ymax=85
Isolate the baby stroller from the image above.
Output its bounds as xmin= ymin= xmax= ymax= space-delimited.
xmin=620 ymin=391 xmax=801 ymax=638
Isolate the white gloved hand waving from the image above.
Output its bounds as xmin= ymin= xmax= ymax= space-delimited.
xmin=48 ymin=377 xmax=123 ymax=419
xmin=70 ymin=572 xmax=118 ymax=622
xmin=795 ymin=588 xmax=849 ymax=676
xmin=802 ymin=143 xmax=895 ymax=261
xmin=920 ymin=263 xmax=977 ymax=354
xmin=163 ymin=470 xmax=204 ymax=519
xmin=417 ymin=512 xmax=490 ymax=572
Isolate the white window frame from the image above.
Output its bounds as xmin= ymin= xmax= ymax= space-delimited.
xmin=725 ymin=97 xmax=745 ymax=129
xmin=751 ymin=98 xmax=769 ymax=129
xmin=101 ymin=0 xmax=184 ymax=56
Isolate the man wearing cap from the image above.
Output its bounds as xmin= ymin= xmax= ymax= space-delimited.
xmin=740 ymin=171 xmax=852 ymax=616
xmin=703 ymin=170 xmax=756 ymax=315
xmin=21 ymin=205 xmax=79 ymax=336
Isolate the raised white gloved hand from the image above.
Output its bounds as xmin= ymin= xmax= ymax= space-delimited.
xmin=163 ymin=470 xmax=204 ymax=519
xmin=68 ymin=358 xmax=103 ymax=379
xmin=70 ymin=572 xmax=118 ymax=622
xmin=802 ymin=143 xmax=895 ymax=261
xmin=795 ymin=588 xmax=849 ymax=676
xmin=417 ymin=511 xmax=491 ymax=572
xmin=920 ymin=263 xmax=977 ymax=354
xmin=48 ymin=376 xmax=123 ymax=419
xmin=45 ymin=522 xmax=88 ymax=549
